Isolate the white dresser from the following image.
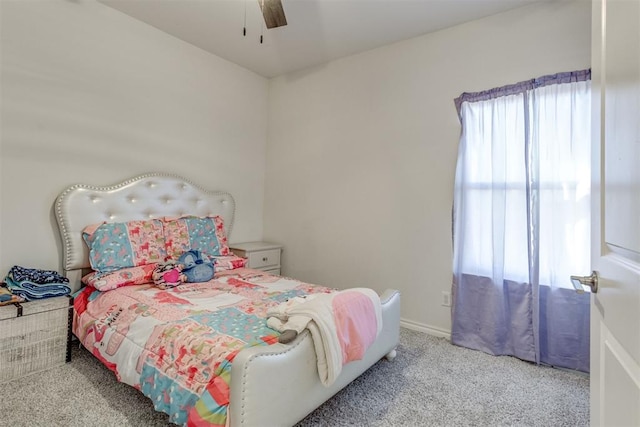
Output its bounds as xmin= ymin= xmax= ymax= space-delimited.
xmin=230 ymin=242 xmax=283 ymax=275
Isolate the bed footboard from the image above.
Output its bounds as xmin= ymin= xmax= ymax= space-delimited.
xmin=229 ymin=289 xmax=401 ymax=427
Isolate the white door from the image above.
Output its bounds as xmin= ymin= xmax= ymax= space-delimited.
xmin=590 ymin=0 xmax=640 ymax=425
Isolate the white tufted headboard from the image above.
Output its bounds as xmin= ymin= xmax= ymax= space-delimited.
xmin=55 ymin=173 xmax=235 ymax=293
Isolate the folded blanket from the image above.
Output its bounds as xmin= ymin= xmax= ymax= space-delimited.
xmin=4 ymin=276 xmax=71 ymax=301
xmin=267 ymin=287 xmax=382 ymax=386
xmin=8 ymin=265 xmax=69 ymax=285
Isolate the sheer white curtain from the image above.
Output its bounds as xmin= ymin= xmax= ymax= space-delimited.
xmin=452 ymin=71 xmax=591 ymax=371
xmin=534 ymin=82 xmax=591 ymax=289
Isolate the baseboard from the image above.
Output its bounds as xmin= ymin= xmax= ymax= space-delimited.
xmin=400 ymin=318 xmax=451 ymax=340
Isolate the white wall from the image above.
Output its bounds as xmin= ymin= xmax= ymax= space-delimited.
xmin=0 ymin=0 xmax=591 ymax=335
xmin=264 ymin=0 xmax=592 ymax=334
xmin=0 ymin=0 xmax=268 ymax=276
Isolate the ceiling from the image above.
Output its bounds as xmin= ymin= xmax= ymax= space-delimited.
xmin=100 ymin=0 xmax=548 ymax=78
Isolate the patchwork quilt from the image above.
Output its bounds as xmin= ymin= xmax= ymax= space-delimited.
xmin=73 ymin=268 xmax=333 ymax=426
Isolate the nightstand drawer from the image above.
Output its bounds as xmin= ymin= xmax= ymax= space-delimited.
xmin=248 ymin=249 xmax=281 ymax=269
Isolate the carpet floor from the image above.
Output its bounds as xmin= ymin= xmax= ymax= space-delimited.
xmin=2 ymin=328 xmax=589 ymax=426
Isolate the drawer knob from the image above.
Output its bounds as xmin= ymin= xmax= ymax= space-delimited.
xmin=262 ymin=257 xmax=268 ymax=262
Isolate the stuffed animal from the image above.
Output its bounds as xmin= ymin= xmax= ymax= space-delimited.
xmin=152 ymin=261 xmax=187 ymax=289
xmin=179 ymin=250 xmax=215 ymax=283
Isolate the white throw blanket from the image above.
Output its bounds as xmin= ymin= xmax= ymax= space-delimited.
xmin=267 ymin=288 xmax=382 ymax=386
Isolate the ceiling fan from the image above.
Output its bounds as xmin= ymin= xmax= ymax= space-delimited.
xmin=259 ymin=0 xmax=287 ymax=29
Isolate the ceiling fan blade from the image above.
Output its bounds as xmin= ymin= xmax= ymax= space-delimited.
xmin=259 ymin=0 xmax=287 ymax=29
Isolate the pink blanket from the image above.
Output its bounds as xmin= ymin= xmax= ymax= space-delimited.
xmin=266 ymin=288 xmax=382 ymax=386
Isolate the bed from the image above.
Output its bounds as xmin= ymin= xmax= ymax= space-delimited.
xmin=54 ymin=173 xmax=401 ymax=427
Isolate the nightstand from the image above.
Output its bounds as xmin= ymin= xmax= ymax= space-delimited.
xmin=230 ymin=242 xmax=283 ymax=275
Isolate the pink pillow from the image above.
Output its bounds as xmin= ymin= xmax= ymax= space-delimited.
xmin=163 ymin=215 xmax=230 ymax=260
xmin=82 ymin=264 xmax=157 ymax=291
xmin=213 ymin=255 xmax=247 ymax=272
xmin=82 ymin=219 xmax=166 ymax=272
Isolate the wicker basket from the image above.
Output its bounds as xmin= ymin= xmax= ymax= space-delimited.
xmin=0 ymin=296 xmax=72 ymax=383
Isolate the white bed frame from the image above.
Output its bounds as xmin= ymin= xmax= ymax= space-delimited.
xmin=55 ymin=173 xmax=401 ymax=427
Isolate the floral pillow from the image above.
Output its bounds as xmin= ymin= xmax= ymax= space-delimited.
xmin=82 ymin=219 xmax=166 ymax=273
xmin=162 ymin=215 xmax=231 ymax=260
xmin=82 ymin=264 xmax=156 ymax=291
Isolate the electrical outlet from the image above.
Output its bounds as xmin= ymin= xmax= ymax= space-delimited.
xmin=442 ymin=291 xmax=451 ymax=307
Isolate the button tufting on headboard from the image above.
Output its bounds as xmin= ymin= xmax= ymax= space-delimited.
xmin=54 ymin=173 xmax=236 ymax=293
